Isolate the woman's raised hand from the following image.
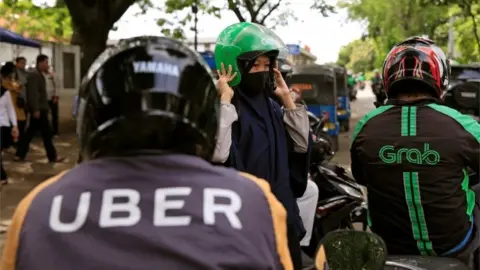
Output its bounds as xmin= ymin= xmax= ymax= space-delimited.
xmin=216 ymin=63 xmax=236 ymax=102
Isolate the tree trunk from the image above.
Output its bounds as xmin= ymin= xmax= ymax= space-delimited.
xmin=64 ymin=0 xmax=136 ymax=77
xmin=71 ymin=25 xmax=110 ymax=77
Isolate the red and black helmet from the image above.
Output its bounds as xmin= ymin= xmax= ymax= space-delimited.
xmin=382 ymin=36 xmax=451 ymax=98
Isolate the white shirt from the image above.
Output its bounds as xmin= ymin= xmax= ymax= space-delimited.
xmin=0 ymin=91 xmax=18 ymax=127
xmin=43 ymin=72 xmax=57 ymax=100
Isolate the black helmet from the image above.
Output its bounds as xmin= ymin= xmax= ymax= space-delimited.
xmin=277 ymin=57 xmax=293 ymax=87
xmin=77 ymin=36 xmax=218 ymax=160
xmin=382 ymin=36 xmax=450 ymax=98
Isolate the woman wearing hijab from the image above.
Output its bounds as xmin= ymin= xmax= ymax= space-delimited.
xmin=212 ymin=22 xmax=311 ymax=269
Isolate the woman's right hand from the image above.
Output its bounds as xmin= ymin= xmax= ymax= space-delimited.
xmin=216 ymin=63 xmax=236 ymax=102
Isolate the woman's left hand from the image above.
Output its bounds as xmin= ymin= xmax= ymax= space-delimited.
xmin=273 ymin=68 xmax=290 ymax=97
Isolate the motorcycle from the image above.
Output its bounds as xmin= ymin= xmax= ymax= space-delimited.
xmin=348 ymin=85 xmax=357 ymax=101
xmin=307 ymin=111 xmax=336 ymax=150
xmin=307 ymin=230 xmax=472 ymax=270
xmin=373 ymin=83 xmax=387 ymax=104
xmin=357 ymin=81 xmax=366 ymax=91
xmin=302 ymin=114 xmax=368 ymax=258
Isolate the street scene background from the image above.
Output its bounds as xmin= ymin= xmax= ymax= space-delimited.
xmin=0 ymin=0 xmax=478 ymax=261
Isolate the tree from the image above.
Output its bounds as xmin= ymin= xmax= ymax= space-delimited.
xmin=3 ymin=0 xmax=337 ymax=77
xmin=336 ymin=39 xmax=376 ymax=72
xmin=0 ymin=0 xmax=72 ymax=42
xmin=63 ymin=0 xmax=154 ymax=76
xmin=337 ymin=43 xmax=355 ymax=67
xmin=1 ymin=0 xmax=153 ymax=75
xmin=452 ymin=8 xmax=480 ymax=62
xmin=339 ymin=0 xmax=480 ymax=63
xmin=224 ymin=0 xmax=334 ymax=26
xmin=159 ymin=0 xmax=334 ymax=36
xmin=420 ymin=0 xmax=479 ymax=58
xmin=157 ymin=0 xmax=221 ymax=40
xmin=340 ymin=0 xmax=450 ymax=61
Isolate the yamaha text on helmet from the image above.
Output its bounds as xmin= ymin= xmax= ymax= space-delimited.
xmin=77 ymin=36 xmax=219 ymax=160
xmin=382 ymin=36 xmax=451 ymax=99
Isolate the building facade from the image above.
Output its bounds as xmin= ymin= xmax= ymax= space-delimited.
xmin=285 ymin=44 xmax=317 ymax=65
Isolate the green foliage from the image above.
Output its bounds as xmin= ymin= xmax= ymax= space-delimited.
xmin=337 ymin=0 xmax=480 ymax=68
xmin=451 ymin=4 xmax=480 ymax=62
xmin=312 ymin=0 xmax=336 ymax=17
xmin=0 ymin=0 xmax=72 ymax=42
xmin=337 ymin=43 xmax=354 ymax=67
xmin=156 ymin=0 xmax=221 ymax=40
xmin=337 ymin=39 xmax=376 ymax=73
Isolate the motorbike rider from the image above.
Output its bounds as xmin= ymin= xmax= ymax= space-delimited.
xmin=0 ymin=36 xmax=294 ymax=270
xmin=347 ymin=71 xmax=355 ymax=88
xmin=351 ymin=36 xmax=480 ymax=265
xmin=356 ymin=72 xmax=365 ymax=82
xmin=355 ymin=72 xmax=366 ymax=90
xmin=347 ymin=70 xmax=357 ymax=100
xmin=371 ymin=69 xmax=382 ymax=88
xmin=212 ymin=22 xmax=310 ymax=269
xmin=371 ymin=69 xmax=386 ymax=105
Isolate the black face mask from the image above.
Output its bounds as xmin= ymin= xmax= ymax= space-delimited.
xmin=239 ymin=71 xmax=271 ymax=97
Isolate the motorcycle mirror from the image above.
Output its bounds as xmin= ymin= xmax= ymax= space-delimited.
xmin=315 ymin=230 xmax=387 ymax=270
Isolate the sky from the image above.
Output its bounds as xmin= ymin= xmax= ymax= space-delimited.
xmin=34 ymin=0 xmax=365 ymax=63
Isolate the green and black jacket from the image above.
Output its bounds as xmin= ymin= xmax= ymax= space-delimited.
xmin=350 ymin=98 xmax=480 ymax=256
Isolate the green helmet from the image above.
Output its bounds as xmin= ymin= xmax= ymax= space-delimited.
xmin=214 ymin=22 xmax=288 ymax=87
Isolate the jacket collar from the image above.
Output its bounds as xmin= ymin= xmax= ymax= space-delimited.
xmin=385 ymin=97 xmax=443 ymax=106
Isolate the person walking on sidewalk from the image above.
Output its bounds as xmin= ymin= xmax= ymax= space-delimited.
xmin=14 ymin=54 xmax=64 ymax=163
xmin=45 ymin=67 xmax=59 ymax=135
xmin=0 ymin=64 xmax=19 ymax=186
xmin=14 ymin=57 xmax=28 ymax=93
xmin=3 ymin=62 xmax=27 ymax=145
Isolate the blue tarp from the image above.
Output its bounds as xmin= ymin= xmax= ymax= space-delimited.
xmin=0 ymin=27 xmax=41 ymax=48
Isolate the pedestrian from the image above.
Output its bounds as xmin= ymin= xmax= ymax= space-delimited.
xmin=14 ymin=54 xmax=64 ymax=163
xmin=14 ymin=57 xmax=28 ymax=91
xmin=212 ymin=22 xmax=310 ymax=269
xmin=45 ymin=67 xmax=59 ymax=135
xmin=0 ymin=64 xmax=19 ymax=186
xmin=2 ymin=61 xmax=27 ymax=145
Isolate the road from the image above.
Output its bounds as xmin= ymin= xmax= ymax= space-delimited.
xmin=0 ymin=89 xmax=376 ymax=254
xmin=331 ymin=89 xmax=375 ymax=166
